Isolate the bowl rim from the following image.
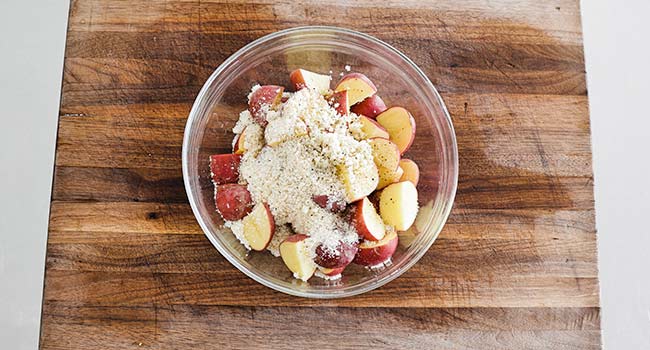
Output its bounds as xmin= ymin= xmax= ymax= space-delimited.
xmin=182 ymin=25 xmax=458 ymax=298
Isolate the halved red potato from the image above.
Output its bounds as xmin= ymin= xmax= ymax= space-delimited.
xmin=398 ymin=158 xmax=420 ymax=186
xmin=233 ymin=127 xmax=248 ymax=155
xmin=280 ymin=234 xmax=316 ymax=280
xmin=215 ymin=183 xmax=253 ymax=221
xmin=290 ymin=69 xmax=331 ymax=94
xmin=248 ymin=85 xmax=284 ymax=126
xmin=354 ymin=227 xmax=399 ymax=266
xmin=209 ymin=153 xmax=242 ymax=185
xmin=312 ymin=195 xmax=346 ymax=213
xmin=379 ymin=181 xmax=419 ymax=231
xmin=376 ymin=107 xmax=416 ymax=154
xmin=337 ymin=161 xmax=379 ymax=203
xmin=318 ymin=266 xmax=346 ymax=277
xmin=368 ymin=138 xmax=400 ymax=171
xmin=377 ymin=164 xmax=404 ymax=190
xmin=314 ymin=241 xmax=358 ymax=269
xmin=351 ymin=95 xmax=387 ymax=118
xmin=334 ymin=73 xmax=377 ymax=105
xmin=242 ymin=202 xmax=275 ymax=251
xmin=327 ymin=90 xmax=350 ymax=116
xmin=368 ymin=137 xmax=401 ymax=189
xmin=359 ymin=115 xmax=389 ymax=139
xmin=353 ymin=197 xmax=386 ymax=241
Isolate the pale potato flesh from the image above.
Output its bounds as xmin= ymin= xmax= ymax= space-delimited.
xmin=359 ymin=115 xmax=389 ymax=139
xmin=242 ymin=203 xmax=274 ymax=251
xmin=337 ymin=162 xmax=379 ymax=202
xmin=398 ymin=158 xmax=420 ymax=186
xmin=376 ymin=107 xmax=416 ymax=154
xmin=379 ymin=181 xmax=419 ymax=230
xmin=377 ymin=164 xmax=404 ymax=190
xmin=280 ymin=238 xmax=316 ymax=281
xmin=335 ymin=75 xmax=377 ymax=105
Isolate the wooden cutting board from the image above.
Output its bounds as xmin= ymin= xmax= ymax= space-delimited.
xmin=40 ymin=1 xmax=600 ymax=349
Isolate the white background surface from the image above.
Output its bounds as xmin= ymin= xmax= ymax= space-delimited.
xmin=582 ymin=0 xmax=650 ymax=348
xmin=0 ymin=0 xmax=648 ymax=348
xmin=0 ymin=1 xmax=69 ymax=349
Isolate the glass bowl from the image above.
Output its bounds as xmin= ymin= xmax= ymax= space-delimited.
xmin=182 ymin=26 xmax=458 ymax=298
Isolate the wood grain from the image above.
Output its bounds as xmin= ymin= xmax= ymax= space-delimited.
xmin=41 ymin=0 xmax=600 ymax=349
xmin=45 ymin=230 xmax=597 ymax=278
xmin=41 ymin=303 xmax=600 ymax=350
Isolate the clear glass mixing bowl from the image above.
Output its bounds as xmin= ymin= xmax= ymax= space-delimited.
xmin=182 ymin=26 xmax=458 ymax=298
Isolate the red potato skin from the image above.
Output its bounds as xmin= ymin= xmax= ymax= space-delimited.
xmin=232 ymin=133 xmax=243 ymax=154
xmin=289 ymin=69 xmax=305 ymax=90
xmin=255 ymin=202 xmax=276 ymax=250
xmin=352 ymin=198 xmax=383 ymax=241
xmin=314 ymin=241 xmax=358 ymax=268
xmin=336 ymin=73 xmax=378 ymax=91
xmin=353 ymin=234 xmax=399 ymax=266
xmin=209 ymin=154 xmax=242 ymax=185
xmin=327 ymin=90 xmax=350 ymax=116
xmin=320 ymin=266 xmax=346 ymax=276
xmin=351 ymin=95 xmax=387 ymax=118
xmin=248 ymin=85 xmax=284 ymax=126
xmin=215 ymin=184 xmax=253 ymax=221
xmin=282 ymin=233 xmax=310 ymax=244
xmin=312 ymin=194 xmax=346 ymax=213
xmin=289 ymin=69 xmax=314 ymax=91
xmin=401 ymin=112 xmax=417 ymax=155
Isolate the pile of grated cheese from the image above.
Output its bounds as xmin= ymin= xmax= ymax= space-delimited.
xmin=226 ymin=87 xmax=378 ymax=261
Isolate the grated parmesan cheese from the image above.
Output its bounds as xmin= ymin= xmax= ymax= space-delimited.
xmin=224 ymin=220 xmax=250 ymax=250
xmin=229 ymin=87 xmax=378 ymax=261
xmin=233 ymin=110 xmax=254 ymax=134
xmin=242 ymin=123 xmax=265 ymax=155
xmin=267 ymin=224 xmax=293 ymax=257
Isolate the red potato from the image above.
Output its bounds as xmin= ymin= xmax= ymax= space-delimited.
xmin=232 ymin=134 xmax=242 ymax=154
xmin=242 ymin=202 xmax=275 ymax=251
xmin=368 ymin=138 xmax=400 ymax=172
xmin=359 ymin=115 xmax=390 ymax=139
xmin=337 ymin=160 xmax=379 ymax=203
xmin=353 ymin=197 xmax=386 ymax=241
xmin=209 ymin=153 xmax=242 ymax=185
xmin=368 ymin=137 xmax=401 ymax=170
xmin=314 ymin=241 xmax=358 ymax=269
xmin=351 ymin=95 xmax=387 ymax=118
xmin=290 ymin=69 xmax=331 ymax=94
xmin=368 ymin=137 xmax=402 ymax=189
xmin=353 ymin=227 xmax=399 ymax=266
xmin=376 ymin=107 xmax=416 ymax=154
xmin=377 ymin=163 xmax=404 ymax=190
xmin=334 ymin=73 xmax=377 ymax=105
xmin=379 ymin=181 xmax=419 ymax=231
xmin=318 ymin=266 xmax=346 ymax=277
xmin=280 ymin=234 xmax=317 ymax=280
xmin=312 ymin=194 xmax=346 ymax=213
xmin=327 ymin=90 xmax=350 ymax=116
xmin=215 ymin=184 xmax=253 ymax=221
xmin=248 ymin=85 xmax=284 ymax=126
xmin=399 ymin=158 xmax=420 ymax=186
xmin=233 ymin=127 xmax=248 ymax=155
